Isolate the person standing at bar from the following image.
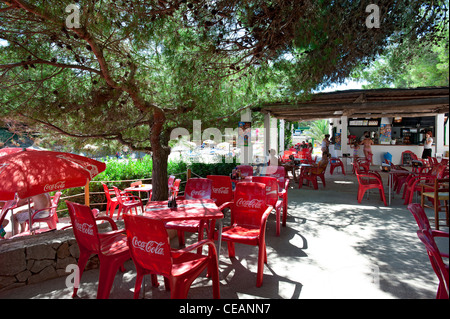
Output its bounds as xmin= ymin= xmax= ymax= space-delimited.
xmin=421 ymin=131 xmax=433 ymax=159
xmin=321 ymin=134 xmax=330 ymax=155
xmin=360 ymin=133 xmax=374 ymax=164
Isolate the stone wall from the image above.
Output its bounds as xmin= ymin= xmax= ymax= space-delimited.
xmin=0 ymin=222 xmax=119 ymax=292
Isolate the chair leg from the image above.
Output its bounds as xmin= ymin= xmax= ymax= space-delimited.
xmin=379 ymin=188 xmax=387 ymax=206
xmin=133 ymin=272 xmax=144 ymax=299
xmin=96 ymin=260 xmax=122 ymax=299
xmin=275 ymin=208 xmax=281 ymax=236
xmin=434 ymin=199 xmax=440 ymax=230
xmin=72 ymin=251 xmax=90 ymax=298
xmin=256 ymin=242 xmax=266 ymax=287
xmin=227 ymin=242 xmax=235 ymax=258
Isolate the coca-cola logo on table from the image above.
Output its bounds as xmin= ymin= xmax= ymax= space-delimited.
xmin=212 ymin=186 xmax=230 ymax=194
xmin=44 ymin=181 xmax=66 ymax=191
xmin=132 ymin=236 xmax=165 ymax=255
xmin=74 ymin=221 xmax=94 ymax=236
xmin=236 ymin=198 xmax=264 ymax=209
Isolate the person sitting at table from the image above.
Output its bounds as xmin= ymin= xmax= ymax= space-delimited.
xmin=13 ymin=193 xmax=51 ymax=234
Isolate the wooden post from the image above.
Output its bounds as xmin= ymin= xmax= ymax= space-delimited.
xmin=187 ymin=168 xmax=191 ymax=180
xmin=84 ymin=180 xmax=90 ymax=206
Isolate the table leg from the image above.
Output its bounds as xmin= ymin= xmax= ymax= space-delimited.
xmin=217 ymin=220 xmax=223 ymax=257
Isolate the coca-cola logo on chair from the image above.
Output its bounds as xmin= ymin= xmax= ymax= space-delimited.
xmin=190 ymin=190 xmax=206 ymax=197
xmin=74 ymin=220 xmax=94 ymax=236
xmin=132 ymin=236 xmax=165 ymax=255
xmin=236 ymin=198 xmax=264 ymax=209
xmin=212 ymin=186 xmax=230 ymax=194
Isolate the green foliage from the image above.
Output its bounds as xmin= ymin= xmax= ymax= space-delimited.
xmin=351 ymin=20 xmax=449 ymax=89
xmin=304 ymin=120 xmax=330 ymax=143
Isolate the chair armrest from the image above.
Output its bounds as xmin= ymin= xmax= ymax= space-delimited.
xmin=432 ymin=230 xmax=449 ymax=238
xmin=259 ymin=206 xmax=273 ymax=240
xmin=31 ymin=205 xmax=57 ymax=219
xmin=171 ymin=239 xmax=217 ymax=258
xmin=176 ymin=196 xmax=186 ymax=200
xmin=95 ymin=216 xmax=119 ymax=230
xmin=98 ymin=229 xmax=126 ymax=237
xmin=218 ymin=201 xmax=233 ymax=211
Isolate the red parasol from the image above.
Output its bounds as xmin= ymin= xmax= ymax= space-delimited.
xmin=0 ymin=149 xmax=106 ymax=201
xmin=0 ymin=147 xmax=35 ymax=157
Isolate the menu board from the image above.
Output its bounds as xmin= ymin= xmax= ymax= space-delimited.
xmin=348 ymin=119 xmax=380 ymax=127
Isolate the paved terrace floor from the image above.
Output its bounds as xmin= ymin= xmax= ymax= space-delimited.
xmin=0 ymin=167 xmax=448 ymax=299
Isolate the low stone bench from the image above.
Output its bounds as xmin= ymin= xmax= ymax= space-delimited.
xmin=0 ymin=221 xmax=121 ymax=292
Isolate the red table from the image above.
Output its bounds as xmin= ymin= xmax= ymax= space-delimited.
xmin=144 ymin=199 xmax=224 ymax=253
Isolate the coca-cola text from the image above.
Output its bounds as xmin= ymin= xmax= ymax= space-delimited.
xmin=132 ymin=236 xmax=165 ymax=255
xmin=236 ymin=198 xmax=264 ymax=209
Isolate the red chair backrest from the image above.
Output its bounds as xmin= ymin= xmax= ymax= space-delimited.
xmin=102 ymin=183 xmax=113 ymax=201
xmin=417 ymin=229 xmax=449 ymax=298
xmin=232 ymin=182 xmax=267 ymax=227
xmin=407 ymin=203 xmax=431 ymax=232
xmin=49 ymin=191 xmax=62 ymax=222
xmin=251 ymin=176 xmax=279 ymax=207
xmin=172 ymin=179 xmax=181 ymax=197
xmin=184 ymin=178 xmax=212 ymax=200
xmin=206 ymin=175 xmax=233 ymax=206
xmin=1 ymin=198 xmax=17 ymax=235
xmin=124 ymin=214 xmax=172 ymax=277
xmin=236 ymin=165 xmax=253 ymax=177
xmin=281 ymin=150 xmax=295 ymax=163
xmin=66 ymin=201 xmax=100 ymax=253
xmin=168 ymin=175 xmax=175 ymax=190
xmin=262 ymin=166 xmax=287 ymax=190
xmin=113 ymin=187 xmax=126 ymax=204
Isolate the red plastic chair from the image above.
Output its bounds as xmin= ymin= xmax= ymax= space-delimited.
xmin=168 ymin=175 xmax=175 ymax=197
xmin=297 ymin=148 xmax=316 ymax=164
xmin=252 ymin=176 xmax=283 ymax=236
xmin=261 ymin=165 xmax=289 ymax=227
xmin=280 ymin=150 xmax=295 ymax=163
xmin=329 ymin=157 xmax=345 ymax=175
xmin=27 ymin=191 xmax=62 ymax=230
xmin=172 ymin=179 xmax=181 ymax=198
xmin=236 ymin=165 xmax=253 ymax=177
xmin=102 ymin=183 xmax=120 ymax=218
xmin=65 ymin=201 xmax=130 ymax=299
xmin=402 ymin=164 xmax=447 ymax=205
xmin=219 ymin=182 xmax=273 ymax=287
xmin=207 ymin=175 xmax=233 ymax=207
xmin=113 ymin=186 xmax=143 ymax=219
xmin=408 ymin=203 xmax=449 ymax=259
xmin=353 ymin=163 xmax=387 ymax=206
xmin=298 ymin=163 xmax=327 ymax=190
xmin=417 ymin=229 xmax=449 ymax=299
xmin=166 ymin=178 xmax=212 ymax=247
xmin=123 ymin=214 xmax=220 ymax=299
xmin=1 ymin=199 xmax=18 ymax=239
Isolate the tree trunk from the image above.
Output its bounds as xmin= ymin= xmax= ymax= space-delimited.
xmin=151 ymin=148 xmax=170 ymax=201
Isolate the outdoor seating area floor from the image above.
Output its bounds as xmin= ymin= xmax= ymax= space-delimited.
xmin=0 ymin=169 xmax=448 ymax=299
